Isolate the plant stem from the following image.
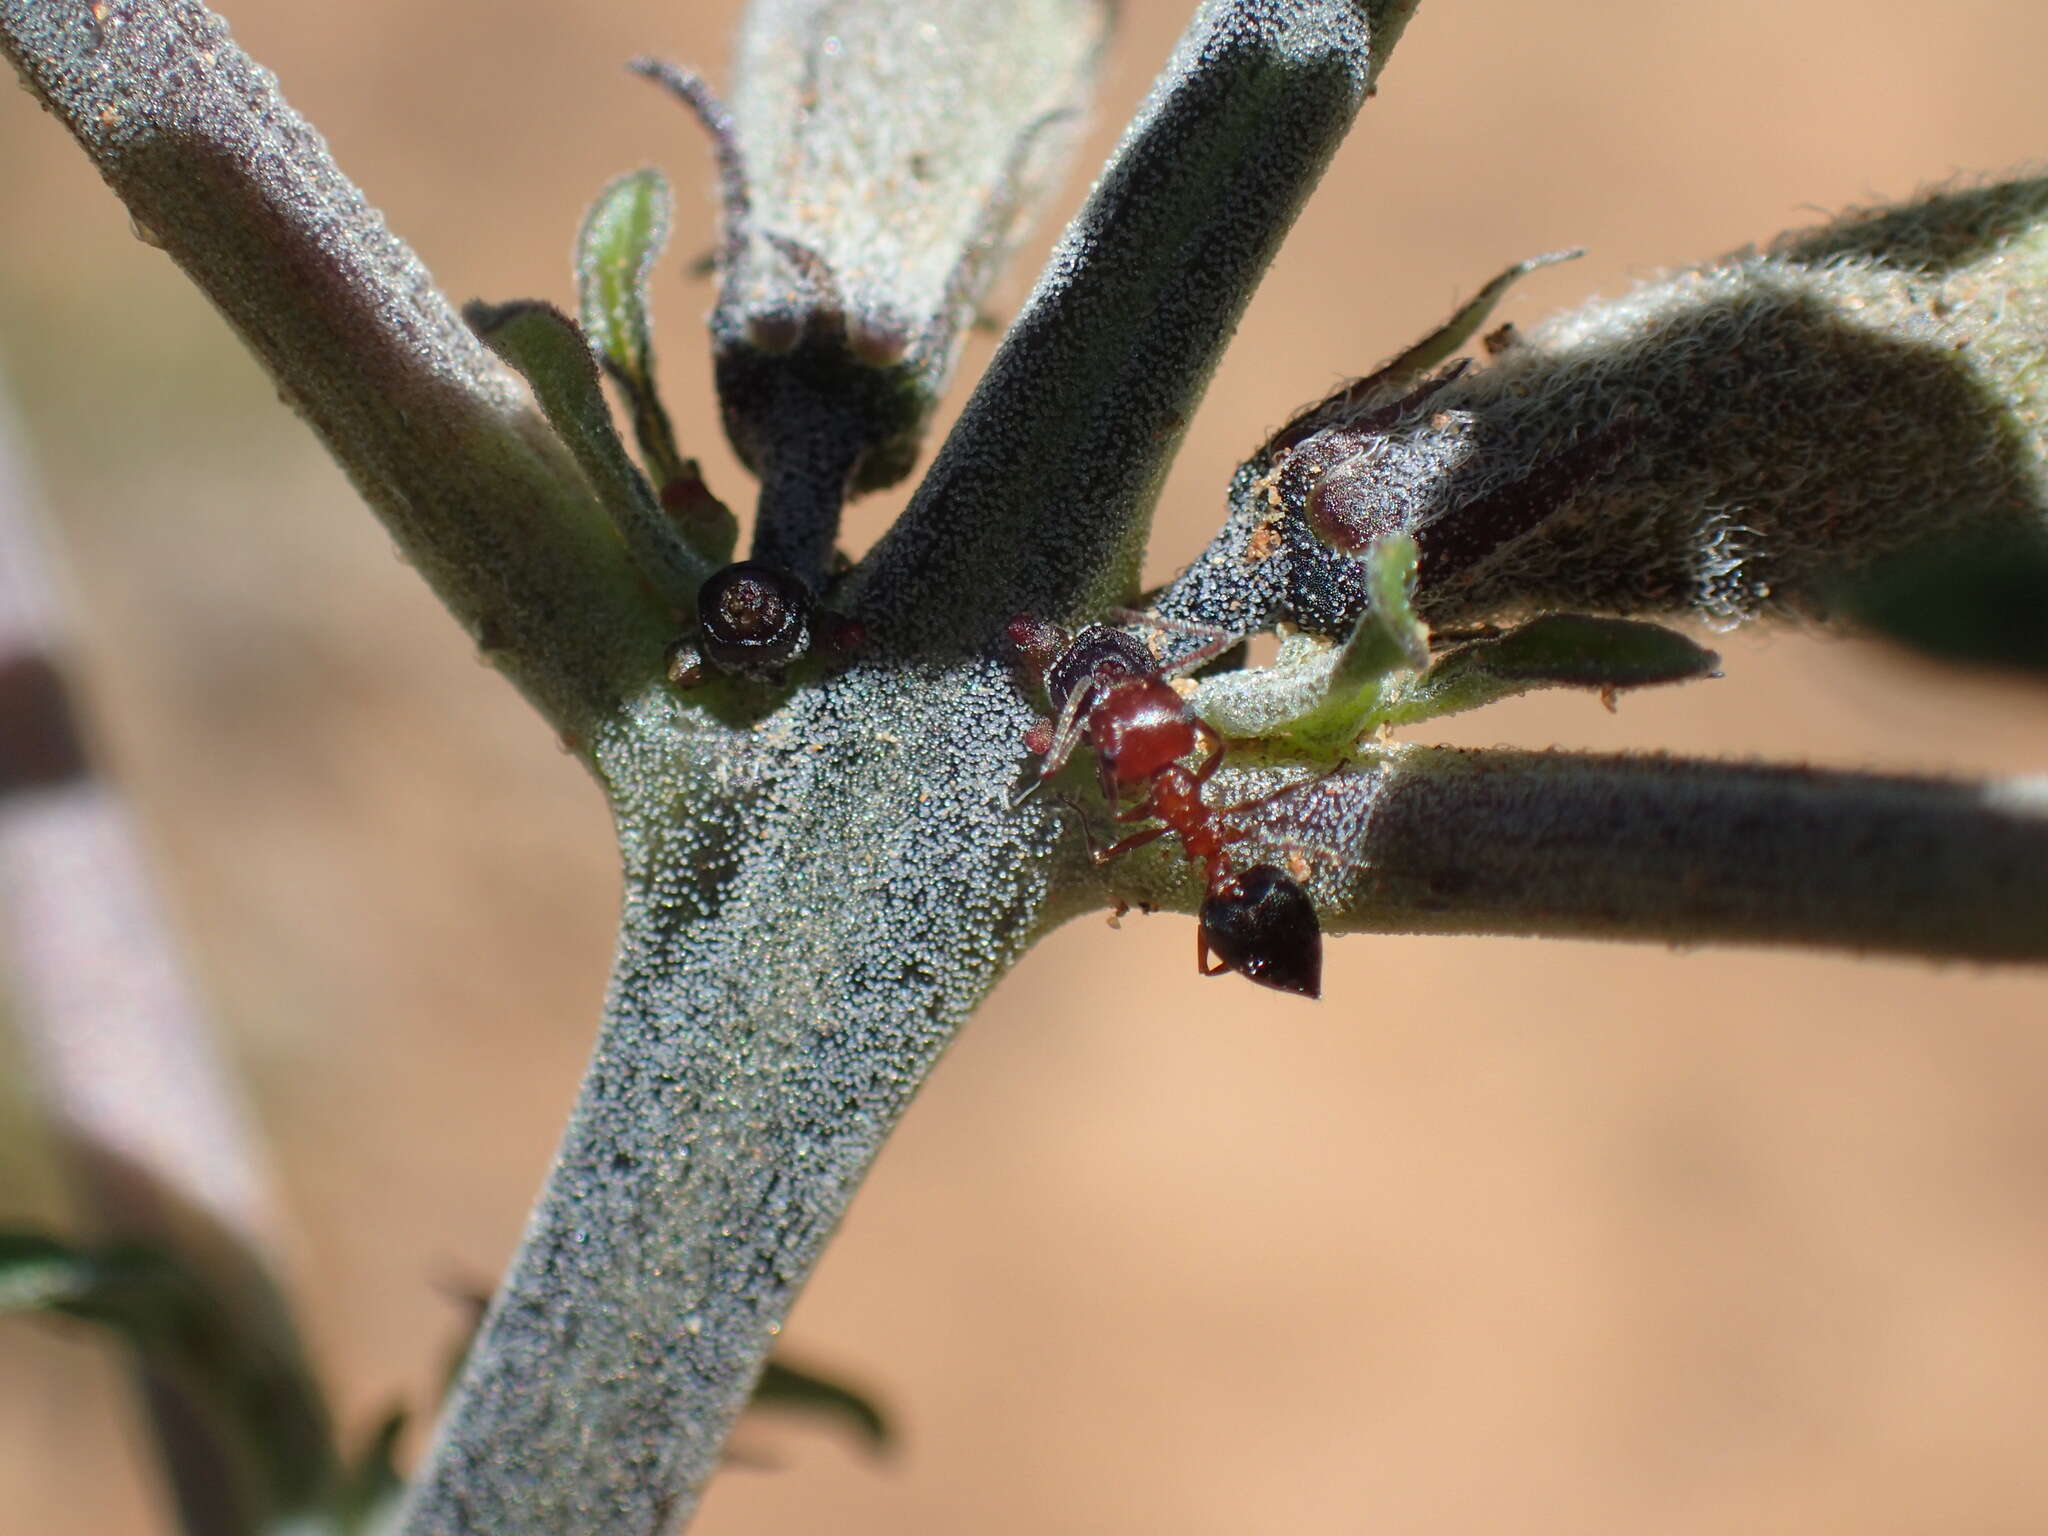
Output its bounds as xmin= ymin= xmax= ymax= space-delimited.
xmin=401 ymin=666 xmax=1069 ymax=1534
xmin=1340 ymin=744 xmax=2048 ymax=957
xmin=1094 ymin=742 xmax=2048 ymax=961
xmin=0 ymin=384 xmax=331 ymax=1533
xmin=0 ymin=0 xmax=672 ymax=745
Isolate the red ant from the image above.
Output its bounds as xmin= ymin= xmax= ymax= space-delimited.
xmin=1004 ymin=615 xmax=1323 ymax=998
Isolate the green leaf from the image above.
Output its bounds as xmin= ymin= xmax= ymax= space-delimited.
xmin=466 ymin=298 xmax=713 ymax=612
xmin=0 ymin=1227 xmax=211 ymax=1345
xmin=749 ymin=1357 xmax=893 ymax=1457
xmin=1838 ymin=531 xmax=2048 ymax=675
xmin=322 ymin=1406 xmax=408 ymax=1534
xmin=1264 ymin=534 xmax=1430 ymax=752
xmin=1193 ymin=592 xmax=1717 ymax=746
xmin=1190 ymin=536 xmax=1428 ymax=747
xmin=1381 ymin=614 xmax=1720 ymax=725
xmin=576 ymin=170 xmax=675 ymax=468
xmin=576 ymin=170 xmax=737 ymax=569
xmin=1358 ymin=532 xmax=1430 ymax=674
xmin=0 ymin=1228 xmax=336 ymax=1525
xmin=0 ymin=1230 xmax=90 ymax=1311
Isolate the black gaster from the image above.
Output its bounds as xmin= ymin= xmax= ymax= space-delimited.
xmin=1200 ymin=865 xmax=1322 ymax=999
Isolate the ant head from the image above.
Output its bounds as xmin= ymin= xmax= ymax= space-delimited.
xmin=1046 ymin=625 xmax=1153 ymax=713
xmin=1032 ymin=625 xmax=1165 ymax=784
xmin=1200 ymin=865 xmax=1322 ymax=998
xmin=697 ymin=561 xmax=814 ymax=678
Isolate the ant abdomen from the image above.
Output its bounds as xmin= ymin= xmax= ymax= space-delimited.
xmin=1200 ymin=864 xmax=1323 ymax=998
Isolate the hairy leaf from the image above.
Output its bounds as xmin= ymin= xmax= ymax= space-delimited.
xmin=1838 ymin=530 xmax=2048 ymax=675
xmin=1160 ymin=176 xmax=2048 ymax=644
xmin=577 ymin=177 xmax=680 ymax=472
xmin=1382 ymin=614 xmax=1721 ymax=724
xmin=467 ymin=299 xmax=714 ymax=614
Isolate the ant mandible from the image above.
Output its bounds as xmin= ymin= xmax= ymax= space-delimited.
xmin=1004 ymin=614 xmax=1323 ymax=999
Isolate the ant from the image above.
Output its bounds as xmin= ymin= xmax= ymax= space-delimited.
xmin=1004 ymin=615 xmax=1323 ymax=999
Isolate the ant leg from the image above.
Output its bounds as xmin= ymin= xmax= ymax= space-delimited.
xmin=1090 ymin=823 xmax=1169 ymax=866
xmin=1037 ymin=676 xmax=1102 ymax=780
xmin=1113 ymin=791 xmax=1163 ymax=824
xmin=1108 ymin=608 xmax=1235 ymax=643
xmin=1054 ymin=794 xmax=1167 ymax=866
xmin=1219 ymin=765 xmax=1340 ymax=821
xmin=1212 ymin=767 xmax=1344 ymax=862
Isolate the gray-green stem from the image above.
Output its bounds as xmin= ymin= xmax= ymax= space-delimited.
xmin=0 ymin=0 xmax=671 ymax=747
xmin=0 ymin=382 xmax=331 ymax=1533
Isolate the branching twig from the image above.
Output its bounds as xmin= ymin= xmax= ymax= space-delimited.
xmin=852 ymin=0 xmax=1384 ymax=643
xmin=6 ymin=0 xmax=2046 ymax=1532
xmin=0 ymin=0 xmax=672 ymax=743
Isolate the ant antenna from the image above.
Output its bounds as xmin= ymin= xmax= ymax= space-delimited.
xmin=1106 ymin=608 xmax=1243 ymax=679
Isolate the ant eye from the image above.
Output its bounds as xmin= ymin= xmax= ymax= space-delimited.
xmin=1046 ymin=625 xmax=1153 ymax=712
xmin=697 ymin=561 xmax=814 ymax=676
xmin=1201 ymin=865 xmax=1322 ymax=998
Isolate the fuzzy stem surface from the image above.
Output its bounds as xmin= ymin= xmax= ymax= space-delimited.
xmin=0 ymin=0 xmax=672 ymax=743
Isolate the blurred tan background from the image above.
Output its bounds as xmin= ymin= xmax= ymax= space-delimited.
xmin=7 ymin=1 xmax=2048 ymax=1531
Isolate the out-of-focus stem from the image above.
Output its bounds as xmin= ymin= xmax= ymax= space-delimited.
xmin=0 ymin=388 xmax=330 ymax=1534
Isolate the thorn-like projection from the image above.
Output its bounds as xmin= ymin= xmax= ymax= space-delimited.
xmin=628 ymin=59 xmax=752 ymax=280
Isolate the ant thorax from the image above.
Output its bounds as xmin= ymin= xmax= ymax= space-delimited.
xmin=1085 ymin=677 xmax=1197 ymax=793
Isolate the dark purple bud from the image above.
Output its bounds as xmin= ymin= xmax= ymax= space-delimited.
xmin=1201 ymin=865 xmax=1322 ymax=998
xmin=1004 ymin=614 xmax=1068 ymax=680
xmin=697 ymin=561 xmax=814 ymax=677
